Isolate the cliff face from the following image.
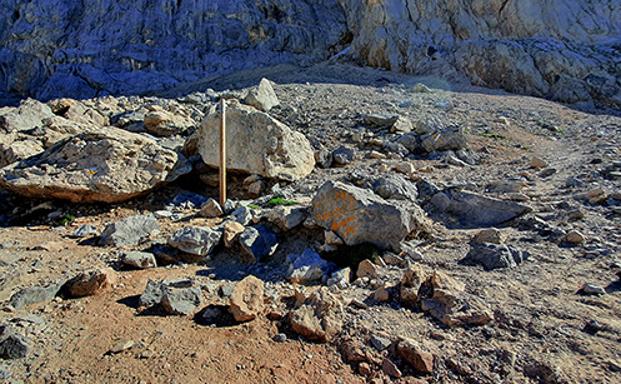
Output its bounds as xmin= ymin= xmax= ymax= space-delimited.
xmin=0 ymin=0 xmax=348 ymax=101
xmin=340 ymin=0 xmax=621 ymax=108
xmin=1 ymin=0 xmax=620 ymax=108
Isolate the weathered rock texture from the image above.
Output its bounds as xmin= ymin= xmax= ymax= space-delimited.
xmin=312 ymin=181 xmax=425 ymax=252
xmin=0 ymin=127 xmax=189 ymax=203
xmin=340 ymin=0 xmax=621 ymax=108
xmin=0 ymin=0 xmax=348 ymax=102
xmin=0 ymin=1 xmax=619 ymax=108
xmin=198 ymin=101 xmax=315 ymax=181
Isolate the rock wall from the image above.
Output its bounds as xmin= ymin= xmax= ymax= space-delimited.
xmin=1 ymin=0 xmax=620 ymax=108
xmin=0 ymin=0 xmax=348 ymax=101
xmin=339 ymin=0 xmax=621 ymax=108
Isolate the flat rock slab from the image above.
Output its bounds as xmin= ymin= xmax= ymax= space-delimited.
xmin=0 ymin=127 xmax=190 ymax=203
xmin=426 ymin=189 xmax=531 ymax=229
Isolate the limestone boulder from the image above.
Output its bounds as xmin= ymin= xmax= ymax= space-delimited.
xmin=311 ymin=181 xmax=426 ymax=252
xmin=243 ymin=78 xmax=280 ymax=112
xmin=0 ymin=127 xmax=190 ymax=203
xmin=198 ymin=101 xmax=314 ymax=181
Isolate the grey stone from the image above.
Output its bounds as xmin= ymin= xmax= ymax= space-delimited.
xmin=122 ymin=252 xmax=157 ymax=269
xmin=372 ymin=174 xmax=418 ymax=201
xmin=99 ymin=214 xmax=160 ymax=246
xmin=326 ymin=268 xmax=351 ymax=289
xmin=287 ymin=248 xmax=335 ymax=284
xmin=363 ymin=114 xmax=399 ymax=129
xmin=143 ymin=108 xmax=195 ymax=137
xmin=71 ymin=224 xmax=98 ymax=238
xmin=580 ymin=283 xmax=606 ymax=296
xmin=139 ymin=278 xmax=202 ymax=316
xmin=400 ymin=241 xmax=425 ymax=262
xmin=243 ymin=78 xmax=280 ymax=112
xmin=232 ymin=206 xmax=253 ymax=226
xmin=332 ymin=146 xmax=355 ymax=166
xmin=370 ymin=334 xmax=392 ymax=351
xmin=0 ymin=128 xmax=190 ymax=203
xmin=273 ymin=333 xmax=287 ymax=343
xmin=265 ymin=206 xmax=307 ymax=231
xmin=312 ymin=181 xmax=426 ymax=252
xmin=198 ymin=198 xmax=224 ymax=219
xmin=314 ymin=147 xmax=333 ymax=169
xmin=9 ymin=284 xmax=61 ymax=309
xmin=167 ymin=226 xmax=222 ymax=257
xmin=0 ymin=325 xmax=29 ymax=360
xmin=427 ymin=189 xmax=531 ymax=229
xmin=462 ymin=243 xmax=529 ymax=271
xmin=420 ymin=125 xmax=467 ymax=153
xmin=239 ymin=225 xmax=279 ymax=263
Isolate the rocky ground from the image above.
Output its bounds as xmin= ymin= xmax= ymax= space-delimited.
xmin=0 ymin=64 xmax=620 ymax=384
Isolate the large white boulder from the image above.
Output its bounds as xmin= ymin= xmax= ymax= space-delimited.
xmin=197 ymin=100 xmax=314 ymax=181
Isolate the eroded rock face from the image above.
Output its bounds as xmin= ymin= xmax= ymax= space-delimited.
xmin=2 ymin=1 xmax=619 ymax=108
xmin=0 ymin=127 xmax=190 ymax=203
xmin=0 ymin=1 xmax=348 ymax=101
xmin=198 ymin=101 xmax=315 ymax=181
xmin=341 ymin=0 xmax=621 ymax=108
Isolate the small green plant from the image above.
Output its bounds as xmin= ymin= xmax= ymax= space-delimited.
xmin=266 ymin=197 xmax=298 ymax=207
xmin=247 ymin=204 xmax=261 ymax=210
xmin=480 ymin=131 xmax=505 ymax=140
xmin=58 ymin=213 xmax=76 ymax=226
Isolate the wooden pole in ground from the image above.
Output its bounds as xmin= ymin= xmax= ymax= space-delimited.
xmin=219 ymin=98 xmax=227 ymax=207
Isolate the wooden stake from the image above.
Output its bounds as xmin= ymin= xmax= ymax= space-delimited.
xmin=219 ymin=98 xmax=227 ymax=207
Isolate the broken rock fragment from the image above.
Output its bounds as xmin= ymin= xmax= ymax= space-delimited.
xmin=61 ymin=269 xmax=114 ymax=298
xmin=122 ymin=251 xmax=157 ymax=269
xmin=228 ymin=275 xmax=265 ymax=322
xmin=0 ymin=325 xmax=29 ymax=360
xmin=396 ymin=338 xmax=434 ymax=374
xmin=139 ymin=278 xmax=202 ymax=316
xmin=242 ymin=78 xmax=280 ymax=112
xmin=99 ymin=214 xmax=160 ymax=247
xmin=418 ymin=272 xmax=493 ymax=327
xmin=462 ymin=243 xmax=529 ymax=271
xmin=289 ymin=287 xmax=344 ymax=343
xmin=287 ymin=248 xmax=335 ymax=284
xmin=427 ymin=189 xmax=531 ymax=228
xmin=167 ymin=226 xmax=222 ymax=257
xmin=238 ymin=225 xmax=279 ymax=263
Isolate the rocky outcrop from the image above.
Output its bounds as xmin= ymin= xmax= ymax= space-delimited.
xmin=0 ymin=0 xmax=348 ymax=102
xmin=198 ymin=100 xmax=315 ymax=181
xmin=340 ymin=0 xmax=621 ymax=108
xmin=1 ymin=1 xmax=619 ymax=108
xmin=0 ymin=127 xmax=190 ymax=203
